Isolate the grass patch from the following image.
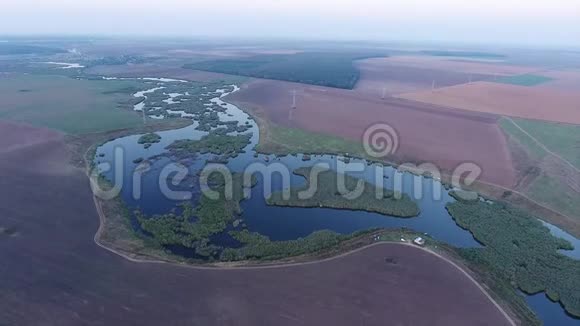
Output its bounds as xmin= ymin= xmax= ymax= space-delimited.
xmin=447 ymin=199 xmax=580 ymax=318
xmin=495 ymin=74 xmax=553 ymax=86
xmin=526 ymin=173 xmax=580 ymax=220
xmin=185 ymin=52 xmax=385 ymax=89
xmin=499 ymin=118 xmax=546 ymax=161
xmin=267 ymin=167 xmax=420 ymax=218
xmin=500 ymin=117 xmax=580 ymax=223
xmin=0 ymin=74 xmax=151 ymax=134
xmin=507 ymin=118 xmax=580 ymax=169
xmin=257 ymin=122 xmax=370 ymax=158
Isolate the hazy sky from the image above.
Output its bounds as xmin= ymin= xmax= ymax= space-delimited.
xmin=2 ymin=0 xmax=580 ymax=47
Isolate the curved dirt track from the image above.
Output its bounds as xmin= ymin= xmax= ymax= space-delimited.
xmin=0 ymin=120 xmax=513 ymax=326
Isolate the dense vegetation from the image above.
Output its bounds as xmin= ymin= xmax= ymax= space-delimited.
xmin=268 ymin=167 xmax=420 ymax=218
xmin=137 ymin=173 xmax=248 ymax=257
xmin=133 ymin=82 xmax=248 ymax=127
xmin=495 ymin=74 xmax=553 ymax=86
xmin=221 ymin=229 xmax=356 ymax=261
xmin=447 ymin=199 xmax=580 ymax=317
xmin=137 ymin=133 xmax=161 ymax=148
xmin=184 ymin=52 xmax=385 ymax=89
xmin=166 ymin=130 xmax=251 ymax=160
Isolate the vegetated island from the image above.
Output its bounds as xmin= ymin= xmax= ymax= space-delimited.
xmin=137 ymin=132 xmax=161 ymax=149
xmin=166 ymin=129 xmax=251 ymax=161
xmin=267 ymin=167 xmax=420 ymax=218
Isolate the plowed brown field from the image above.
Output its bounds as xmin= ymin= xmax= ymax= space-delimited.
xmin=355 ymin=57 xmax=493 ymax=96
xmin=398 ymin=81 xmax=580 ymax=125
xmin=230 ymin=79 xmax=516 ymax=187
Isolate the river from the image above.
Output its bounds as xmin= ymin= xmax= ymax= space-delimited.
xmin=94 ymin=79 xmax=579 ymax=326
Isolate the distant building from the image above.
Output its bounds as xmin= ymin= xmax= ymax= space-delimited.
xmin=413 ymin=237 xmax=426 ymax=246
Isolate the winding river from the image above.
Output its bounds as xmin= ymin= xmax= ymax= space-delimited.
xmin=94 ymin=80 xmax=580 ymax=326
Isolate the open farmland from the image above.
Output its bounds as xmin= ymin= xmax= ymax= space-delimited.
xmin=228 ymin=79 xmax=516 ymax=188
xmin=354 ymin=57 xmax=492 ymax=95
xmin=184 ymin=52 xmax=386 ymax=89
xmin=398 ymin=81 xmax=580 ymax=124
xmin=363 ymin=55 xmax=540 ymax=76
xmin=505 ymin=118 xmax=580 ymax=169
xmin=0 ymin=121 xmax=514 ymax=326
xmin=500 ymin=117 xmax=580 ymax=233
xmin=0 ymin=74 xmax=148 ymax=134
xmin=539 ymin=69 xmax=580 ymax=91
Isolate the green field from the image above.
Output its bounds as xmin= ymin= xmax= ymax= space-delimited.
xmin=184 ymin=52 xmax=385 ymax=89
xmin=499 ymin=118 xmax=546 ymax=161
xmin=495 ymin=74 xmax=553 ymax=86
xmin=0 ymin=74 xmax=149 ymax=134
xmin=505 ymin=118 xmax=580 ymax=169
xmin=500 ymin=117 xmax=580 ymax=222
xmin=257 ymin=122 xmax=369 ymax=158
